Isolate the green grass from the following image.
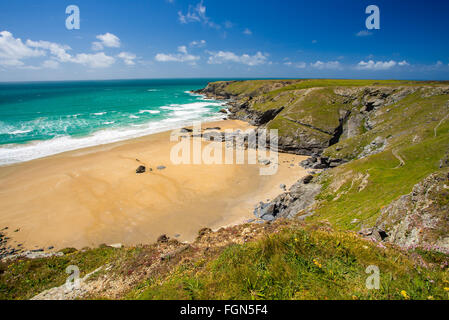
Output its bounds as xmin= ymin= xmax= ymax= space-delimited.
xmin=128 ymin=224 xmax=449 ymax=300
xmin=312 ymin=91 xmax=449 ymax=229
xmin=0 ymin=246 xmax=123 ymax=300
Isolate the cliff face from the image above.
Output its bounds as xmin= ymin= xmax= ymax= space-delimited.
xmin=197 ymin=80 xmax=448 ymax=158
xmin=197 ymin=79 xmax=449 ymax=251
xmin=375 ymin=169 xmax=449 ymax=249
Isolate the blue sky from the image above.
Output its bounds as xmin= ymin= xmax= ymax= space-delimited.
xmin=0 ymin=0 xmax=448 ymax=81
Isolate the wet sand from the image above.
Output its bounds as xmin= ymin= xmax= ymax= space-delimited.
xmin=0 ymin=120 xmax=309 ymax=250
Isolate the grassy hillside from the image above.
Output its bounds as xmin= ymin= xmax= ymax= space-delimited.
xmin=2 ymin=221 xmax=448 ymax=300
xmin=128 ymin=222 xmax=449 ymax=300
xmin=2 ymin=79 xmax=448 ymax=300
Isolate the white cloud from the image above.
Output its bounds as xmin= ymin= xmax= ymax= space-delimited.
xmin=398 ymin=60 xmax=410 ymax=66
xmin=178 ymin=45 xmax=188 ymax=54
xmin=0 ymin=31 xmax=45 ymax=67
xmin=71 ymin=53 xmax=115 ymax=68
xmin=310 ymin=60 xmax=341 ymax=70
xmin=356 ymin=30 xmax=372 ymax=37
xmin=178 ymin=1 xmax=220 ymax=29
xmin=118 ymin=52 xmax=137 ymax=65
xmin=357 ymin=60 xmax=397 ymax=70
xmin=207 ymin=51 xmax=268 ymax=66
xmin=190 ymin=40 xmax=206 ymax=47
xmin=92 ymin=33 xmax=121 ymax=51
xmin=155 ymin=46 xmax=200 ymax=63
xmin=42 ymin=60 xmax=60 ymax=69
xmin=243 ymin=28 xmax=252 ymax=35
xmin=0 ymin=30 xmax=116 ymax=69
xmin=284 ymin=61 xmax=306 ymax=68
xmin=26 ymin=40 xmax=72 ymax=62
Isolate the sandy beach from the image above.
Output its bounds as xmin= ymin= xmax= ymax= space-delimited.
xmin=0 ymin=120 xmax=309 ymax=250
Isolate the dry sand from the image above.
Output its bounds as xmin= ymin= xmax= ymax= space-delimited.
xmin=0 ymin=120 xmax=309 ymax=250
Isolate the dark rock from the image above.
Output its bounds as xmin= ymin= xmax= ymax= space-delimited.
xmin=180 ymin=128 xmax=193 ymax=133
xmin=136 ymin=165 xmax=146 ymax=174
xmin=157 ymin=234 xmax=169 ymax=243
xmin=280 ymin=184 xmax=287 ymax=190
xmin=198 ymin=228 xmax=213 ymax=238
xmin=219 ymin=109 xmax=228 ymax=114
xmin=157 ymin=166 xmax=166 ymax=170
xmin=204 ymin=127 xmax=221 ymax=131
xmin=254 ymin=202 xmax=276 ymax=219
xmin=48 ymin=246 xmax=54 ymax=250
xmin=303 ymin=175 xmax=314 ymax=184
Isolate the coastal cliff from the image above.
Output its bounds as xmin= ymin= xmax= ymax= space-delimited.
xmin=196 ymin=79 xmax=449 ymax=251
xmin=1 ymin=79 xmax=449 ymax=300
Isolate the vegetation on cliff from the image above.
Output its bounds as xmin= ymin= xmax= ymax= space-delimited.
xmin=1 ymin=79 xmax=448 ymax=300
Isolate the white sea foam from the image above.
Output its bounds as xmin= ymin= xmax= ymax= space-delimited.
xmin=0 ymin=113 xmax=224 ymax=166
xmin=9 ymin=130 xmax=32 ymax=135
xmin=138 ymin=110 xmax=161 ymax=114
xmin=93 ymin=112 xmax=107 ymax=116
xmin=0 ymin=98 xmax=227 ymax=166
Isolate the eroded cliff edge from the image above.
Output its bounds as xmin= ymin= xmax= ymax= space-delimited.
xmin=196 ymin=79 xmax=449 ymax=250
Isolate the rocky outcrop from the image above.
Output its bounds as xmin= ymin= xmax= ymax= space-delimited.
xmin=374 ymin=170 xmax=449 ymax=250
xmin=197 ymin=82 xmax=425 ymax=162
xmin=254 ymin=175 xmax=321 ymax=221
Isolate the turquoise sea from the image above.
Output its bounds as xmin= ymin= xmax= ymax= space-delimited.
xmin=0 ymin=79 xmax=227 ymax=166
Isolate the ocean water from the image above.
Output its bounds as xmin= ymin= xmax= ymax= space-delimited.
xmin=0 ymin=79 xmax=227 ymax=166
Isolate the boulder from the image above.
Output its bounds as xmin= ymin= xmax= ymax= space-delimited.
xmin=136 ymin=165 xmax=146 ymax=174
xmin=157 ymin=235 xmax=169 ymax=243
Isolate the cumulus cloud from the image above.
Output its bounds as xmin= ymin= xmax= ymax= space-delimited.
xmin=207 ymin=51 xmax=268 ymax=66
xmin=357 ymin=60 xmax=398 ymax=70
xmin=42 ymin=60 xmax=60 ymax=69
xmin=118 ymin=52 xmax=137 ymax=65
xmin=0 ymin=30 xmax=116 ymax=69
xmin=26 ymin=40 xmax=72 ymax=62
xmin=92 ymin=33 xmax=121 ymax=51
xmin=155 ymin=46 xmax=200 ymax=63
xmin=0 ymin=31 xmax=45 ymax=67
xmin=71 ymin=53 xmax=115 ymax=68
xmin=190 ymin=40 xmax=206 ymax=47
xmin=310 ymin=60 xmax=341 ymax=70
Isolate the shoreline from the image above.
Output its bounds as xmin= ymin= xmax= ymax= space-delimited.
xmin=0 ymin=119 xmax=309 ymax=252
xmin=0 ymin=96 xmax=229 ymax=167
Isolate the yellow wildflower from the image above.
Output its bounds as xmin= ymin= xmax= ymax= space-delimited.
xmin=427 ymin=296 xmax=434 ymax=300
xmin=400 ymin=290 xmax=410 ymax=300
xmin=352 ymin=295 xmax=358 ymax=300
xmin=444 ymin=287 xmax=449 ymax=292
xmin=313 ymin=259 xmax=322 ymax=268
